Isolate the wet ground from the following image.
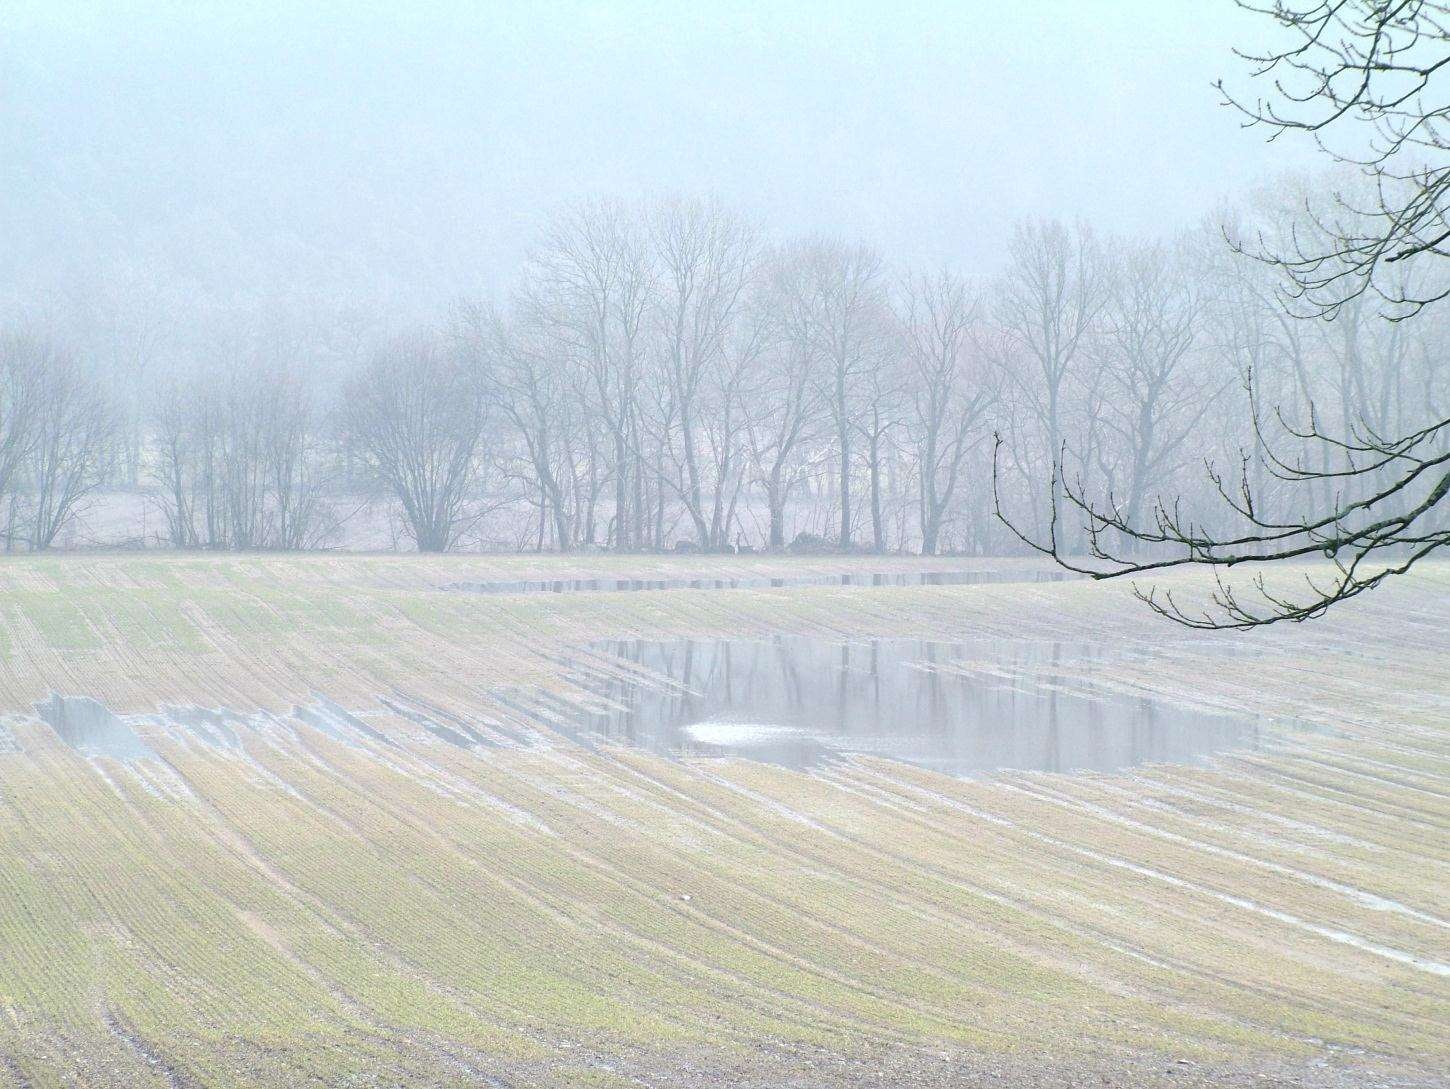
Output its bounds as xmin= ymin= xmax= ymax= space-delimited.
xmin=27 ymin=635 xmax=1282 ymax=782
xmin=2 ymin=554 xmax=1446 ymax=1088
xmin=561 ymin=636 xmax=1281 ymax=776
xmin=36 ymin=695 xmax=155 ymax=761
xmin=443 ymin=568 xmax=1077 ymax=595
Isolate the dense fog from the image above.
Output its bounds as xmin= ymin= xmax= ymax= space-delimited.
xmin=10 ymin=1 xmax=1431 ymax=557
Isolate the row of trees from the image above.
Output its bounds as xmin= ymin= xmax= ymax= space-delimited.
xmin=3 ymin=183 xmax=1444 ymax=555
xmin=1035 ymin=0 xmax=1450 ymax=626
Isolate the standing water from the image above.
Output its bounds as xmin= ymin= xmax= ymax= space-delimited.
xmin=444 ymin=569 xmax=1076 ymax=595
xmin=569 ymin=637 xmax=1274 ymax=775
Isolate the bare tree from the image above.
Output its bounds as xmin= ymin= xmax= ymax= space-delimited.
xmin=997 ymin=6 xmax=1450 ymax=626
xmin=259 ymin=364 xmax=332 ymax=551
xmin=996 ymin=220 xmax=1110 ymax=548
xmin=24 ymin=348 xmax=115 ymax=550
xmin=459 ymin=300 xmax=585 ymax=550
xmin=794 ymin=239 xmax=887 ymax=550
xmin=744 ymin=246 xmax=828 ymax=550
xmin=528 ymin=200 xmax=654 ymax=550
xmin=149 ymin=341 xmax=334 ymax=551
xmin=855 ymin=319 xmax=907 ymax=553
xmin=901 ymin=271 xmax=997 ymax=555
xmin=1221 ymin=0 xmax=1450 ymax=319
xmin=345 ymin=334 xmax=487 ymax=552
xmin=648 ymin=198 xmax=761 ymax=550
xmin=150 ymin=376 xmax=203 ymax=549
xmin=0 ymin=334 xmax=45 ymax=535
xmin=1094 ymin=241 xmax=1220 ymax=551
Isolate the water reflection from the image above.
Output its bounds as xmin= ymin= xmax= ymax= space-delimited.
xmin=445 ymin=569 xmax=1075 ymax=595
xmin=37 ymin=695 xmax=155 ymax=761
xmin=576 ymin=637 xmax=1267 ymax=776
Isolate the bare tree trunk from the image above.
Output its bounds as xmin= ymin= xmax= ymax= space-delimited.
xmin=868 ymin=422 xmax=885 ymax=553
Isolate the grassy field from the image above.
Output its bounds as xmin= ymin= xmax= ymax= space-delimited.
xmin=0 ymin=552 xmax=1446 ymax=1087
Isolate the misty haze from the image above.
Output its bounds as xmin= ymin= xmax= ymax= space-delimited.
xmin=1 ymin=3 xmax=1448 ymax=1088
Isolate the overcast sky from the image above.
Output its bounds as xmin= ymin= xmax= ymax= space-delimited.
xmin=3 ymin=1 xmax=1321 ymax=314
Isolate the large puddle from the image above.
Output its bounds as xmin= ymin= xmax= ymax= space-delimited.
xmin=25 ymin=636 xmax=1279 ymax=781
xmin=568 ymin=637 xmax=1277 ymax=775
xmin=36 ymin=695 xmax=156 ymax=761
xmin=444 ymin=569 xmax=1075 ymax=595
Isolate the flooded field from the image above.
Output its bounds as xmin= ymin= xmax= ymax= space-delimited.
xmin=0 ymin=554 xmax=1445 ymax=1089
xmin=568 ymin=637 xmax=1275 ymax=775
xmin=444 ymin=568 xmax=1076 ymax=595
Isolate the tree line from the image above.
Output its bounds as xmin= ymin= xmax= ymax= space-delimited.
xmin=4 ymin=181 xmax=1445 ymax=556
xmin=1025 ymin=0 xmax=1450 ymax=627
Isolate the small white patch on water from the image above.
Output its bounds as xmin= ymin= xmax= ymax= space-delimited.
xmin=684 ymin=721 xmax=807 ymax=747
